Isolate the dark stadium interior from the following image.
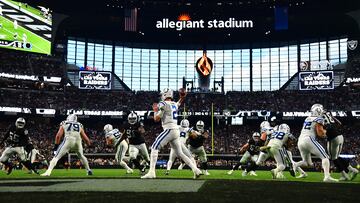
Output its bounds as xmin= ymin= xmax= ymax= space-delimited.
xmin=1 ymin=0 xmax=360 ymax=202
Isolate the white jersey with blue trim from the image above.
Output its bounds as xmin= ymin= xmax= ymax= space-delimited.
xmin=179 ymin=126 xmax=192 ymax=144
xmin=105 ymin=129 xmax=123 ymax=147
xmin=61 ymin=121 xmax=83 ymax=139
xmin=268 ymin=128 xmax=290 ymax=149
xmin=300 ymin=116 xmax=325 ymax=139
xmin=157 ymin=100 xmax=180 ymax=129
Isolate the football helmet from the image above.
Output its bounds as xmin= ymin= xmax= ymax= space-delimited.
xmin=128 ymin=112 xmax=138 ymax=125
xmin=180 ymin=119 xmax=190 ymax=128
xmin=310 ymin=104 xmax=324 ymax=117
xmin=15 ymin=117 xmax=26 ymax=128
xmin=196 ymin=120 xmax=204 ymax=131
xmin=260 ymin=121 xmax=271 ymax=129
xmin=161 ymin=88 xmax=173 ymax=100
xmin=66 ymin=114 xmax=77 ymax=122
xmin=278 ymin=123 xmax=290 ymax=134
xmin=104 ymin=124 xmax=113 ymax=133
xmin=252 ymin=132 xmax=260 ymax=140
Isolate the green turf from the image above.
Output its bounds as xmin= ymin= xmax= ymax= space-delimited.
xmin=1 ymin=169 xmax=359 ymax=184
xmin=0 ymin=15 xmax=50 ymax=54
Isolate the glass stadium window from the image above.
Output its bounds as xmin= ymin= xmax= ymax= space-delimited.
xmin=340 ymin=38 xmax=348 ymax=63
xmin=300 ymin=43 xmax=309 ymax=62
xmin=67 ymin=40 xmax=76 ymax=65
xmin=103 ymin=45 xmax=112 ymax=72
xmin=319 ymin=41 xmax=327 ymax=61
xmin=87 ymin=43 xmax=95 ymax=68
xmin=75 ymin=41 xmax=85 ymax=68
xmin=94 ymin=43 xmax=104 ymax=70
xmin=114 ymin=46 xmax=124 ymax=79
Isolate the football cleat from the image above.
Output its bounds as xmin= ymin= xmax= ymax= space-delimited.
xmin=289 ymin=167 xmax=295 ymax=177
xmin=296 ymin=172 xmax=308 ymax=179
xmin=271 ymin=169 xmax=276 ymax=179
xmin=141 ymin=171 xmax=156 ymax=179
xmin=227 ymin=170 xmax=234 ymax=175
xmin=350 ymin=170 xmax=358 ymax=181
xmin=249 ymin=171 xmax=258 ymax=176
xmin=242 ymin=171 xmax=248 ymax=177
xmin=40 ymin=172 xmax=50 ymax=177
xmin=165 ymin=170 xmax=170 ymax=175
xmin=126 ymin=169 xmax=134 ymax=174
xmin=204 ymin=170 xmax=210 ymax=176
xmin=87 ymin=170 xmax=93 ymax=176
xmin=178 ymin=163 xmax=185 ymax=170
xmin=6 ymin=166 xmax=13 ymax=175
xmin=323 ymin=177 xmax=339 ymax=183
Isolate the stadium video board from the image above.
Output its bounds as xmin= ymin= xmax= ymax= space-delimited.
xmin=0 ymin=0 xmax=52 ymax=54
xmin=299 ymin=71 xmax=334 ymax=90
xmin=79 ymin=71 xmax=112 ymax=90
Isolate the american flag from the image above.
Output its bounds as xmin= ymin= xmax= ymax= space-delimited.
xmin=124 ymin=8 xmax=138 ymax=32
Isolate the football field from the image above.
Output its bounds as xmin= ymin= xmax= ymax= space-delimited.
xmin=0 ymin=169 xmax=359 ymax=202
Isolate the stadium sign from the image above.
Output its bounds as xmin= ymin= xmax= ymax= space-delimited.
xmin=79 ymin=71 xmax=112 ymax=90
xmin=299 ymin=71 xmax=334 ymax=90
xmin=283 ymin=111 xmax=347 ymax=117
xmin=347 ymin=40 xmax=358 ymax=50
xmin=345 ymin=77 xmax=360 ymax=84
xmin=0 ymin=72 xmax=38 ymax=81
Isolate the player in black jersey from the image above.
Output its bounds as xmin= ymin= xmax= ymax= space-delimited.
xmin=0 ymin=118 xmax=38 ymax=175
xmin=121 ymin=112 xmax=150 ymax=174
xmin=227 ymin=132 xmax=261 ymax=176
xmin=188 ymin=120 xmax=210 ymax=175
xmin=323 ymin=111 xmax=359 ymax=181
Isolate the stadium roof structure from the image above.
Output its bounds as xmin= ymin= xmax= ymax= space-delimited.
xmin=20 ymin=0 xmax=360 ymax=45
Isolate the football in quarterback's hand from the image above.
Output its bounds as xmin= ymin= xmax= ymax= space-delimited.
xmin=179 ymin=88 xmax=187 ymax=97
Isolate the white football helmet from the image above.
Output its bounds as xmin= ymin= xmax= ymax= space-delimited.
xmin=161 ymin=88 xmax=173 ymax=100
xmin=128 ymin=112 xmax=138 ymax=125
xmin=310 ymin=104 xmax=324 ymax=117
xmin=104 ymin=124 xmax=113 ymax=133
xmin=196 ymin=120 xmax=204 ymax=131
xmin=278 ymin=123 xmax=290 ymax=134
xmin=180 ymin=119 xmax=190 ymax=128
xmin=260 ymin=121 xmax=271 ymax=130
xmin=252 ymin=132 xmax=260 ymax=139
xmin=15 ymin=117 xmax=26 ymax=128
xmin=66 ymin=114 xmax=77 ymax=122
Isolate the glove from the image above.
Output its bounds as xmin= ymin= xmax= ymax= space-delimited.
xmin=53 ymin=144 xmax=59 ymax=155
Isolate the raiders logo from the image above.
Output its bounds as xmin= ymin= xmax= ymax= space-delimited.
xmin=348 ymin=40 xmax=358 ymax=51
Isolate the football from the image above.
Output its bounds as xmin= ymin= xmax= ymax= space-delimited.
xmin=179 ymin=88 xmax=186 ymax=97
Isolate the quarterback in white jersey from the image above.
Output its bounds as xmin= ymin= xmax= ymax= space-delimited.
xmin=104 ymin=124 xmax=133 ymax=174
xmin=41 ymin=114 xmax=92 ymax=176
xmin=166 ymin=119 xmax=196 ymax=174
xmin=141 ymin=88 xmax=202 ymax=179
xmin=293 ymin=104 xmax=338 ymax=182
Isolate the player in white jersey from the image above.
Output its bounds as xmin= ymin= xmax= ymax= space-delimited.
xmin=141 ymin=88 xmax=202 ymax=179
xmin=104 ymin=124 xmax=133 ymax=174
xmin=41 ymin=114 xmax=92 ymax=176
xmin=266 ymin=124 xmax=296 ymax=179
xmin=293 ymin=104 xmax=338 ymax=182
xmin=165 ymin=119 xmax=196 ymax=175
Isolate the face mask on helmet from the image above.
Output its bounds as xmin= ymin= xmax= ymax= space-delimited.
xmin=252 ymin=132 xmax=260 ymax=141
xmin=104 ymin=124 xmax=113 ymax=133
xmin=180 ymin=119 xmax=189 ymax=128
xmin=66 ymin=114 xmax=77 ymax=122
xmin=161 ymin=88 xmax=173 ymax=101
xmin=15 ymin=117 xmax=26 ymax=128
xmin=310 ymin=104 xmax=324 ymax=117
xmin=196 ymin=120 xmax=204 ymax=131
xmin=128 ymin=112 xmax=138 ymax=125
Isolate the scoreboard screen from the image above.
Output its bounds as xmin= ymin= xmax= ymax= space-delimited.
xmin=0 ymin=0 xmax=52 ymax=55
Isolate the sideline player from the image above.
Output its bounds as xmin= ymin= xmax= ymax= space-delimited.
xmin=293 ymin=104 xmax=338 ymax=182
xmin=166 ymin=119 xmax=196 ymax=175
xmin=227 ymin=132 xmax=261 ymax=176
xmin=323 ymin=111 xmax=359 ymax=180
xmin=104 ymin=124 xmax=133 ymax=174
xmin=141 ymin=88 xmax=202 ymax=179
xmin=41 ymin=114 xmax=92 ymax=176
xmin=0 ymin=118 xmax=38 ymax=175
xmin=123 ymin=112 xmax=150 ymax=173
